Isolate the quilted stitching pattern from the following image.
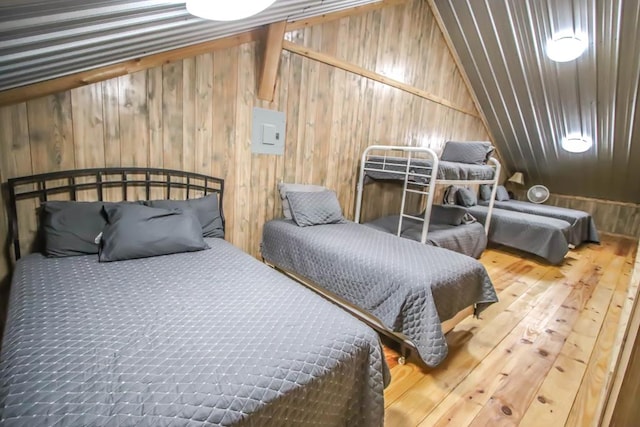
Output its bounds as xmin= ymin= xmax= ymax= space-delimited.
xmin=261 ymin=220 xmax=498 ymax=367
xmin=286 ymin=191 xmax=345 ymax=227
xmin=468 ymin=205 xmax=571 ymax=264
xmin=0 ymin=239 xmax=386 ymax=426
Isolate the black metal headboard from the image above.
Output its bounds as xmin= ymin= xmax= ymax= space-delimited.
xmin=7 ymin=167 xmax=225 ymax=260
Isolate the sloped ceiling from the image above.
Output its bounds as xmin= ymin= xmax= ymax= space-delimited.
xmin=433 ymin=0 xmax=640 ymax=204
xmin=0 ymin=0 xmax=379 ymax=92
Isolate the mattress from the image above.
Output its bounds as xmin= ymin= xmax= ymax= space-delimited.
xmin=478 ymin=199 xmax=599 ymax=246
xmin=0 ymin=239 xmax=387 ymax=427
xmin=364 ymin=156 xmax=495 ymax=183
xmin=364 ymin=215 xmax=487 ymax=259
xmin=468 ymin=205 xmax=572 ymax=264
xmin=261 ymin=219 xmax=498 ymax=367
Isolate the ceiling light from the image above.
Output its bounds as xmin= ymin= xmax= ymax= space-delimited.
xmin=186 ymin=0 xmax=277 ymax=21
xmin=546 ymin=34 xmax=588 ymax=62
xmin=561 ymin=136 xmax=592 ymax=153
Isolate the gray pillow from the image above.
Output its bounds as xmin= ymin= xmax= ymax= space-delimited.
xmin=41 ymin=201 xmax=140 ymax=257
xmin=278 ymin=183 xmax=326 ymax=219
xmin=428 ymin=204 xmax=469 ymax=226
xmin=456 ymin=187 xmax=477 ymax=207
xmin=99 ymin=204 xmax=208 ymax=262
xmin=286 ymin=191 xmax=345 ymax=227
xmin=440 ymin=141 xmax=494 ymax=165
xmin=496 ymin=185 xmax=510 ymax=201
xmin=479 ymin=184 xmax=492 ymax=201
xmin=146 ymin=194 xmax=223 ymax=238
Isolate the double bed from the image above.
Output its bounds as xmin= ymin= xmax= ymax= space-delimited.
xmin=0 ymin=168 xmax=388 ymax=426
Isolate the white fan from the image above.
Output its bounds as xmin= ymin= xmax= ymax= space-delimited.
xmin=527 ymin=185 xmax=550 ymax=204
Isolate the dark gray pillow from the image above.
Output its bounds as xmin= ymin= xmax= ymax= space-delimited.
xmin=496 ymin=185 xmax=510 ymax=201
xmin=286 ymin=190 xmax=345 ymax=227
xmin=428 ymin=204 xmax=469 ymax=226
xmin=479 ymin=184 xmax=492 ymax=201
xmin=278 ymin=183 xmax=326 ymax=219
xmin=146 ymin=194 xmax=223 ymax=238
xmin=456 ymin=187 xmax=477 ymax=207
xmin=440 ymin=141 xmax=494 ymax=165
xmin=41 ymin=201 xmax=140 ymax=257
xmin=99 ymin=204 xmax=208 ymax=262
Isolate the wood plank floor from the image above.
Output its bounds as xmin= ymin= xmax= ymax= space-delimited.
xmin=383 ymin=235 xmax=638 ymax=427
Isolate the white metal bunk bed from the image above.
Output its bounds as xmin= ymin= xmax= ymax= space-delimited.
xmin=354 ymin=145 xmax=502 ymax=242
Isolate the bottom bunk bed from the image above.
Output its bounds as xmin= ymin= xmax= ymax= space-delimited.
xmin=363 ymin=205 xmax=487 ymax=259
xmin=261 ymin=219 xmax=498 ymax=368
xmin=478 ymin=199 xmax=599 ymax=246
xmin=467 ymin=205 xmax=572 ymax=264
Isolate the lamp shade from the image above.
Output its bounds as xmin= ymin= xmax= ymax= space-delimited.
xmin=186 ymin=0 xmax=277 ymax=21
xmin=546 ymin=34 xmax=588 ymax=62
xmin=508 ymin=172 xmax=525 ymax=186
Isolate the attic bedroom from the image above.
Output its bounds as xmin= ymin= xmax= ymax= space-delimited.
xmin=0 ymin=0 xmax=638 ymax=426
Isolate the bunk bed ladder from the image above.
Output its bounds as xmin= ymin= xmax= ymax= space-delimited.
xmin=397 ymin=152 xmax=439 ymax=244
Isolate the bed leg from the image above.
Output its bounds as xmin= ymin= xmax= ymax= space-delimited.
xmin=398 ymin=343 xmax=409 ymax=365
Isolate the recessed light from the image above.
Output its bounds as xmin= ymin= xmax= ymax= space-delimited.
xmin=186 ymin=0 xmax=277 ymax=21
xmin=546 ymin=35 xmax=588 ymax=62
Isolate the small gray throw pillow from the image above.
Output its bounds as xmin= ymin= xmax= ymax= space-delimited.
xmin=100 ymin=204 xmax=208 ymax=262
xmin=428 ymin=204 xmax=468 ymax=226
xmin=286 ymin=191 xmax=345 ymax=227
xmin=440 ymin=141 xmax=494 ymax=165
xmin=456 ymin=187 xmax=477 ymax=207
xmin=496 ymin=185 xmax=510 ymax=201
xmin=479 ymin=184 xmax=492 ymax=201
xmin=278 ymin=183 xmax=326 ymax=219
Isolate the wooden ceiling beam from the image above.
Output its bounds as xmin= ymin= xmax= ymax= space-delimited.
xmin=258 ymin=21 xmax=287 ymax=102
xmin=282 ymin=40 xmax=480 ymax=118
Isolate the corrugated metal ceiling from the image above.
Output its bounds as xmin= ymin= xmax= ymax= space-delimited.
xmin=434 ymin=0 xmax=640 ymax=204
xmin=0 ymin=0 xmax=380 ymax=92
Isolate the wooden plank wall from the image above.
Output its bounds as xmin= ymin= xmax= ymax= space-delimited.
xmin=512 ymin=189 xmax=640 ymax=237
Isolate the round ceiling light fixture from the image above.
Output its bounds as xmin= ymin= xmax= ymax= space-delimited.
xmin=186 ymin=0 xmax=277 ymax=21
xmin=546 ymin=34 xmax=588 ymax=62
xmin=561 ymin=135 xmax=592 ymax=153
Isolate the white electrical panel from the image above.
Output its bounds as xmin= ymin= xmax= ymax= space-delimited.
xmin=252 ymin=107 xmax=285 ymax=155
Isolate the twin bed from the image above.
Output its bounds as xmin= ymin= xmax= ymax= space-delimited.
xmin=0 ymin=169 xmax=387 ymax=426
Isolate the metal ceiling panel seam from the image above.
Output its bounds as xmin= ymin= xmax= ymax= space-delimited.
xmin=0 ymin=0 xmax=383 ymax=92
xmin=433 ymin=0 xmax=640 ymax=204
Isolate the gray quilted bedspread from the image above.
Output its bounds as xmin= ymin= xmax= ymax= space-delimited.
xmin=0 ymin=239 xmax=387 ymax=427
xmin=468 ymin=205 xmax=571 ymax=264
xmin=365 ymin=156 xmax=495 ymax=183
xmin=261 ymin=220 xmax=498 ymax=367
xmin=364 ymin=215 xmax=487 ymax=259
xmin=478 ymin=200 xmax=600 ymax=246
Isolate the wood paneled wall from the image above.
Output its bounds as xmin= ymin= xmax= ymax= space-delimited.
xmin=0 ymin=0 xmax=490 ymax=285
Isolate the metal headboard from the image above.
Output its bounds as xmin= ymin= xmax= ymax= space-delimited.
xmin=6 ymin=167 xmax=225 ymax=260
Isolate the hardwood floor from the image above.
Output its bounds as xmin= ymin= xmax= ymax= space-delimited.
xmin=383 ymin=235 xmax=638 ymax=426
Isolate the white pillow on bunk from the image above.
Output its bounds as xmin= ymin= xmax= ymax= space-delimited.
xmin=278 ymin=182 xmax=327 ymax=219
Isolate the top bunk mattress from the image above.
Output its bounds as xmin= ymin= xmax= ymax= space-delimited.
xmin=364 ymin=156 xmax=495 ymax=183
xmin=261 ymin=219 xmax=498 ymax=367
xmin=0 ymin=238 xmax=387 ymax=427
xmin=478 ymin=199 xmax=599 ymax=245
